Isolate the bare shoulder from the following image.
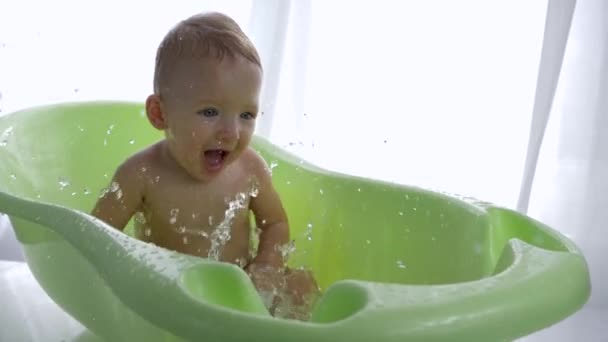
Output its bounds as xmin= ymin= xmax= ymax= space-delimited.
xmin=240 ymin=147 xmax=270 ymax=178
xmin=112 ymin=142 xmax=164 ymax=188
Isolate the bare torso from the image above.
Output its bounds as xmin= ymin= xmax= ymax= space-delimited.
xmin=131 ymin=142 xmax=258 ymax=266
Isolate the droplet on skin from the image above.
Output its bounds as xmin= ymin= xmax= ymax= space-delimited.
xmin=169 ymin=208 xmax=179 ymax=224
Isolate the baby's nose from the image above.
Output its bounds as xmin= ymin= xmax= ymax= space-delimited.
xmin=217 ymin=118 xmax=239 ymax=142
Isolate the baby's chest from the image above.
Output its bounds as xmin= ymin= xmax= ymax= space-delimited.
xmin=142 ymin=182 xmax=253 ymax=228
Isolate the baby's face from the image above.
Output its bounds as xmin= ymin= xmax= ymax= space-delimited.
xmin=160 ymin=56 xmax=262 ymax=182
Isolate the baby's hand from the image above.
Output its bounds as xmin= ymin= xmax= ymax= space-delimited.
xmin=246 ymin=263 xmax=286 ymax=311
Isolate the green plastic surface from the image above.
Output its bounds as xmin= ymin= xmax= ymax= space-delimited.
xmin=0 ymin=102 xmax=590 ymax=341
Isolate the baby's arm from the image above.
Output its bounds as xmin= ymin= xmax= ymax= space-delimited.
xmin=92 ymin=158 xmax=144 ymax=231
xmin=248 ymin=151 xmax=290 ymax=269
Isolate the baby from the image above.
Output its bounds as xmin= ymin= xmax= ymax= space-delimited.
xmin=92 ymin=12 xmax=319 ymax=320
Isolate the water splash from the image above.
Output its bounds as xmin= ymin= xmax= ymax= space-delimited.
xmin=109 ymin=181 xmax=123 ymax=200
xmin=305 ymin=223 xmax=313 ymax=241
xmin=269 ymin=161 xmax=279 ymax=174
xmin=58 ymin=177 xmax=70 ymax=190
xmin=277 ymin=240 xmax=296 ymax=259
xmin=169 ymin=208 xmax=179 ymax=225
xmin=208 ymin=192 xmax=248 ymax=260
xmin=0 ymin=125 xmax=14 ymax=147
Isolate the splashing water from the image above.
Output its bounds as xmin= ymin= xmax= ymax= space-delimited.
xmin=108 ymin=181 xmax=122 ymax=200
xmin=305 ymin=223 xmax=313 ymax=241
xmin=0 ymin=126 xmax=14 ymax=147
xmin=208 ymin=192 xmax=249 ymax=260
xmin=277 ymin=240 xmax=296 ymax=259
xmin=169 ymin=208 xmax=179 ymax=225
xmin=269 ymin=161 xmax=279 ymax=174
xmin=58 ymin=177 xmax=70 ymax=190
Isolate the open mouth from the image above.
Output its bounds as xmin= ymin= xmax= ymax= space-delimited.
xmin=203 ymin=149 xmax=230 ymax=172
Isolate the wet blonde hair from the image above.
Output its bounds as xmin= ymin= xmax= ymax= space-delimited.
xmin=153 ymin=12 xmax=262 ymax=96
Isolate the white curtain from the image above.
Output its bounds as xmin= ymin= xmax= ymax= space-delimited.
xmin=524 ymin=0 xmax=608 ymax=339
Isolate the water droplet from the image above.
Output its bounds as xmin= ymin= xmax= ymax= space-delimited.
xmin=9 ymin=174 xmax=16 ymax=181
xmin=305 ymin=223 xmax=313 ymax=241
xmin=140 ymin=167 xmax=147 ymax=173
xmin=106 ymin=124 xmax=114 ymax=135
xmin=365 ymin=239 xmax=371 ymax=245
xmin=261 ymin=219 xmax=267 ymax=225
xmin=71 ymin=192 xmax=77 ymax=196
xmin=269 ymin=161 xmax=279 ymax=172
xmin=169 ymin=208 xmax=179 ymax=224
xmin=200 ymin=231 xmax=209 ymax=238
xmin=182 ymin=236 xmax=189 ymax=244
xmin=0 ymin=126 xmax=14 ymax=147
xmin=177 ymin=226 xmax=186 ymax=234
xmin=398 ymin=211 xmax=404 ymax=216
xmin=250 ymin=186 xmax=259 ymax=198
xmin=58 ymin=177 xmax=70 ymax=190
xmin=77 ymin=125 xmax=85 ymax=132
xmin=286 ymin=180 xmax=291 ymax=185
xmin=129 ymin=139 xmax=135 ymax=145
xmin=277 ymin=240 xmax=296 ymax=259
xmin=103 ymin=139 xmax=108 ymax=146
xmin=155 ymin=176 xmax=160 ymax=183
xmin=396 ymin=260 xmax=407 ymax=269
xmin=357 ymin=188 xmax=362 ymax=192
xmin=144 ymin=228 xmax=152 ymax=237
xmin=208 ymin=216 xmax=213 ymax=226
xmin=319 ymin=189 xmax=324 ymax=195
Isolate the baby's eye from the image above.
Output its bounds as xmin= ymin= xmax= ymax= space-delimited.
xmin=240 ymin=112 xmax=256 ymax=120
xmin=197 ymin=107 xmax=219 ymax=117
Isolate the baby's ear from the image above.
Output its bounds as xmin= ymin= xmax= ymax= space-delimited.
xmin=145 ymin=94 xmax=167 ymax=130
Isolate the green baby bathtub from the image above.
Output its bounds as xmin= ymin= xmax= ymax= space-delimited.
xmin=0 ymin=102 xmax=590 ymax=341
